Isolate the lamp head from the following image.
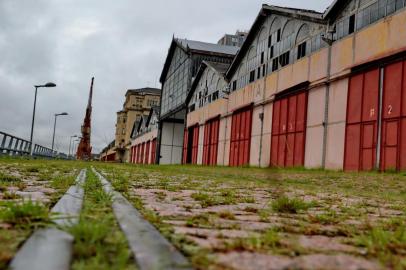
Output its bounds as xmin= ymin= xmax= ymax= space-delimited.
xmin=44 ymin=82 xmax=57 ymax=87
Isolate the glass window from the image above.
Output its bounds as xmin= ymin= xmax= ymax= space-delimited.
xmin=297 ymin=42 xmax=307 ymax=60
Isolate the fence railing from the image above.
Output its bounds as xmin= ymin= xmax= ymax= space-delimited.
xmin=0 ymin=131 xmax=66 ymax=159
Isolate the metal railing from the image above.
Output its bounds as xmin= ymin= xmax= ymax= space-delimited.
xmin=0 ymin=131 xmax=66 ymax=159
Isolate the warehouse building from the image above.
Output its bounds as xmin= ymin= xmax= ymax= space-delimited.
xmin=184 ymin=0 xmax=406 ymax=171
xmin=157 ymin=38 xmax=240 ymax=164
xmin=130 ymin=106 xmax=159 ymax=164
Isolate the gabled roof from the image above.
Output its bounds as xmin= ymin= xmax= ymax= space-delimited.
xmin=323 ymin=0 xmax=352 ymax=21
xmin=160 ymin=38 xmax=240 ymax=83
xmin=225 ymin=4 xmax=326 ymax=80
xmin=130 ymin=120 xmax=140 ymax=139
xmin=186 ymin=61 xmax=230 ymax=105
xmin=177 ymin=39 xmax=240 ymax=56
xmin=146 ymin=106 xmax=160 ymax=126
xmin=136 ymin=115 xmax=148 ymax=133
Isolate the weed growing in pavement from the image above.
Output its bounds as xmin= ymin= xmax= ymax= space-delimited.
xmin=0 ymin=173 xmax=20 ymax=183
xmin=271 ymin=196 xmax=317 ymax=214
xmin=0 ymin=200 xmax=50 ymax=228
xmin=155 ymin=191 xmax=167 ymax=201
xmin=111 ymin=174 xmax=130 ymax=193
xmin=191 ymin=191 xmax=236 ymax=208
xmin=218 ymin=211 xmax=236 ymax=220
xmin=225 ymin=228 xmax=281 ymax=252
xmin=308 ymin=209 xmax=340 ymax=225
xmin=243 ymin=206 xmax=259 ymax=213
xmin=2 ymin=192 xmax=20 ymax=200
xmin=355 ymin=225 xmax=406 ymax=268
xmin=24 ymin=166 xmax=40 ymax=173
xmin=186 ymin=213 xmax=213 ymax=228
xmin=50 ymin=175 xmax=75 ymax=191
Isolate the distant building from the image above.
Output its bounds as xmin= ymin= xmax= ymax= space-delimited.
xmin=100 ymin=140 xmax=116 ymax=162
xmin=217 ymin=31 xmax=248 ymax=47
xmin=113 ymin=87 xmax=161 ymax=162
xmin=157 ymin=38 xmax=239 ymax=165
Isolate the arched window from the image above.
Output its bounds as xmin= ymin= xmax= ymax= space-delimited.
xmin=247 ymin=46 xmax=257 ymax=83
xmin=281 ymin=20 xmax=295 ymax=52
xmin=236 ymin=61 xmax=247 ymax=89
xmin=278 ymin=20 xmax=295 ymax=67
xmin=296 ymin=24 xmax=310 ymax=60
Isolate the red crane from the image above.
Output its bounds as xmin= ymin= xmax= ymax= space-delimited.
xmin=76 ymin=77 xmax=94 ymax=160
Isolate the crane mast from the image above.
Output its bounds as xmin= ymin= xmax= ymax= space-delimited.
xmin=76 ymin=77 xmax=94 ymax=160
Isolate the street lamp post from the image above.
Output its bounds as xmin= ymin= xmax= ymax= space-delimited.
xmin=51 ymin=112 xmax=68 ymax=155
xmin=29 ymin=82 xmax=57 ymax=156
xmin=72 ymin=137 xmax=82 ymax=159
xmin=68 ymin=135 xmax=78 ymax=158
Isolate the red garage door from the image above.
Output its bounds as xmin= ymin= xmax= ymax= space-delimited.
xmin=344 ymin=69 xmax=380 ymax=171
xmin=139 ymin=143 xmax=145 ymax=164
xmin=151 ymin=139 xmax=157 ymax=164
xmin=381 ymin=60 xmax=406 ymax=171
xmin=229 ymin=106 xmax=252 ymax=166
xmin=131 ymin=146 xmax=135 ymax=164
xmin=203 ymin=117 xmax=220 ymax=166
xmin=271 ymin=91 xmax=307 ymax=167
xmin=344 ymin=60 xmax=406 ymax=171
xmin=183 ymin=125 xmax=199 ymax=164
xmin=182 ymin=129 xmax=188 ymax=164
xmin=145 ymin=141 xmax=150 ymax=164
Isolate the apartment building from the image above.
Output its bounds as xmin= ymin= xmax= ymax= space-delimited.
xmin=114 ymin=87 xmax=160 ymax=162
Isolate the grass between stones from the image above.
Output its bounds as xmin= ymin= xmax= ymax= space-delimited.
xmin=271 ymin=196 xmax=318 ymax=214
xmin=0 ymin=158 xmax=84 ymax=269
xmin=68 ymin=169 xmax=136 ymax=270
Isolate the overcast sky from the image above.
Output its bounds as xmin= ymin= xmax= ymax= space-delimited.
xmin=0 ymin=0 xmax=329 ymax=154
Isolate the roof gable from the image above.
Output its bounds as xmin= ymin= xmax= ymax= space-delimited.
xmin=186 ymin=61 xmax=230 ymax=105
xmin=225 ymin=4 xmax=326 ymax=80
xmin=160 ymin=37 xmax=239 ymax=83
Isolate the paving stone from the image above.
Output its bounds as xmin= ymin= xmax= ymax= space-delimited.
xmin=174 ymin=227 xmax=257 ymax=239
xmin=216 ymin=252 xmax=293 ymax=270
xmin=295 ymin=235 xmax=360 ymax=253
xmin=290 ymin=254 xmax=383 ymax=270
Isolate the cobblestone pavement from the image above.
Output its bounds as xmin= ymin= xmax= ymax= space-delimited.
xmin=0 ymin=159 xmax=80 ymax=268
xmin=1 ymin=158 xmax=405 ymax=270
xmin=99 ymin=164 xmax=406 ymax=270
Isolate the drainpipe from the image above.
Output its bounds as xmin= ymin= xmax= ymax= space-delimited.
xmin=375 ymin=68 xmax=384 ymax=170
xmin=321 ymin=40 xmax=333 ymax=168
xmin=258 ymin=75 xmax=267 ymax=167
xmin=222 ymin=86 xmax=230 ymax=166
